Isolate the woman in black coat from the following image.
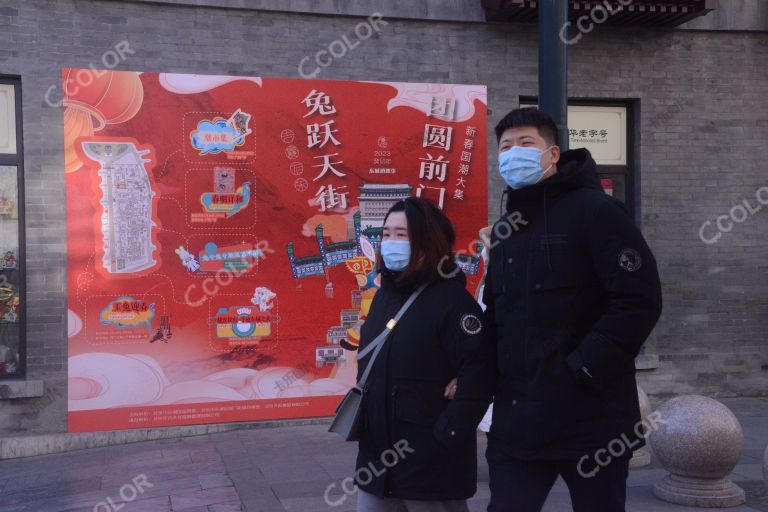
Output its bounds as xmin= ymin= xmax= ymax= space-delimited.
xmin=354 ymin=197 xmax=495 ymax=512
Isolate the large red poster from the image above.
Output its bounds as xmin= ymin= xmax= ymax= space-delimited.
xmin=63 ymin=70 xmax=487 ymax=432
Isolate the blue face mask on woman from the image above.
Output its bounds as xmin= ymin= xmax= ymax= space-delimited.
xmin=381 ymin=240 xmax=411 ymax=271
xmin=499 ymin=145 xmax=553 ymax=190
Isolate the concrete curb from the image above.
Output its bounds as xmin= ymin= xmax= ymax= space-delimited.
xmin=0 ymin=416 xmax=333 ymax=460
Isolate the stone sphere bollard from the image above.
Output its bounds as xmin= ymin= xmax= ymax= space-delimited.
xmin=650 ymin=395 xmax=745 ymax=507
xmin=629 ymin=384 xmax=652 ymax=468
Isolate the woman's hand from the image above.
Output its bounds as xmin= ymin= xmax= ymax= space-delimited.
xmin=443 ymin=377 xmax=458 ymax=399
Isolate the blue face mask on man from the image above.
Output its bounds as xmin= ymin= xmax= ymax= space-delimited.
xmin=380 ymin=240 xmax=411 ymax=271
xmin=499 ymin=145 xmax=554 ymax=190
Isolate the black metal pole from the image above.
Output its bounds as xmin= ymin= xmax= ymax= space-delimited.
xmin=538 ymin=0 xmax=569 ymax=150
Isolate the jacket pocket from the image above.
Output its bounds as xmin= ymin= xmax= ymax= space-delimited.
xmin=526 ymin=327 xmax=570 ymax=361
xmin=530 ymin=265 xmax=595 ymax=328
xmin=532 ymin=235 xmax=594 ymax=292
xmin=537 ymin=273 xmax=584 ymax=291
xmin=526 ymin=328 xmax=593 ymax=397
xmin=394 ymin=384 xmax=447 ymax=426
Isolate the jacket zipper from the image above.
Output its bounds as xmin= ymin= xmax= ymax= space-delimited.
xmin=362 ymin=383 xmax=370 ymax=433
xmin=389 ymin=384 xmax=398 ymax=441
xmin=385 ymin=384 xmax=398 ymax=496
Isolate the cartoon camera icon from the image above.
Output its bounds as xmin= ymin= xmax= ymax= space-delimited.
xmin=215 ymin=306 xmax=271 ymax=338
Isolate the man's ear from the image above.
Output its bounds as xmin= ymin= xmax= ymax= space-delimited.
xmin=550 ymin=145 xmax=561 ymax=165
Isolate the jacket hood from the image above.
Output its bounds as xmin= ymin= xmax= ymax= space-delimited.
xmin=505 ymin=148 xmax=602 ymax=211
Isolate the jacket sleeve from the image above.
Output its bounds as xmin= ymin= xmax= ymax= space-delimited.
xmin=481 ymin=256 xmax=498 ymax=340
xmin=481 ymin=225 xmax=501 ymax=344
xmin=565 ymin=199 xmax=663 ymax=389
xmin=433 ymin=292 xmax=496 ymax=450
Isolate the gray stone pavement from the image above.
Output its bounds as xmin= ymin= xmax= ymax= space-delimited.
xmin=0 ymin=397 xmax=766 ymax=512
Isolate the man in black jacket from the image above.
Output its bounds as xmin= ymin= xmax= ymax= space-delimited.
xmin=483 ymin=108 xmax=662 ymax=512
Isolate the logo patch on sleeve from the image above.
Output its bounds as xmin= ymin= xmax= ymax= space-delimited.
xmin=460 ymin=314 xmax=483 ymax=335
xmin=618 ymin=248 xmax=642 ymax=272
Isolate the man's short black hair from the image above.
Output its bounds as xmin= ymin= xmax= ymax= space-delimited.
xmin=494 ymin=107 xmax=559 ymax=146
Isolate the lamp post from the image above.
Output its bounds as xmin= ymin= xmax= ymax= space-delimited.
xmin=538 ymin=0 xmax=569 ymax=150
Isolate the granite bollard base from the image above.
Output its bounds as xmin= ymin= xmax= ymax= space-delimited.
xmin=654 ymin=475 xmax=745 ymax=508
xmin=650 ymin=395 xmax=746 ymax=508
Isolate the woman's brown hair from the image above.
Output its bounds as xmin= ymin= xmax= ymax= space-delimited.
xmin=378 ymin=197 xmax=456 ymax=288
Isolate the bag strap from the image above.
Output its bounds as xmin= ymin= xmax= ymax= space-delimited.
xmin=357 ymin=283 xmax=428 ymax=360
xmin=355 ymin=283 xmax=428 ymax=389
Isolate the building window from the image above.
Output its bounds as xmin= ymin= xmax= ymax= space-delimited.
xmin=0 ymin=77 xmax=25 ymax=379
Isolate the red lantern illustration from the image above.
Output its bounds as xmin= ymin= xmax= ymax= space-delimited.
xmin=62 ymin=69 xmax=144 ymax=173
